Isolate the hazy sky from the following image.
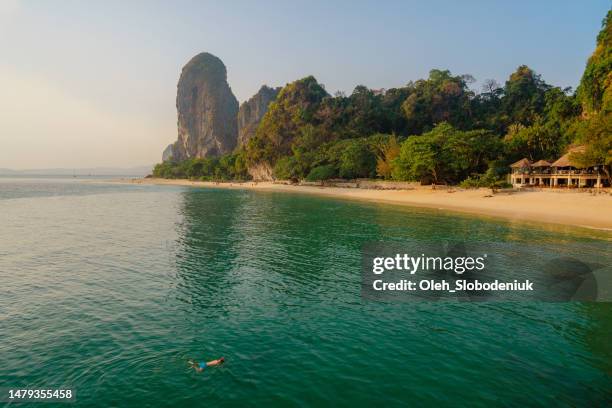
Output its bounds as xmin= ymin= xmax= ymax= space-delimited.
xmin=0 ymin=0 xmax=609 ymax=169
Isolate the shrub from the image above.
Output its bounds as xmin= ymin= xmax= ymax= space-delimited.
xmin=306 ymin=164 xmax=337 ymax=181
xmin=459 ymin=168 xmax=511 ymax=191
xmin=459 ymin=176 xmax=482 ymax=188
xmin=273 ymin=156 xmax=299 ymax=180
xmin=338 ymin=139 xmax=377 ymax=179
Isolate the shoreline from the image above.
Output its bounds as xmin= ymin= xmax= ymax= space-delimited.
xmin=119 ymin=178 xmax=612 ymax=232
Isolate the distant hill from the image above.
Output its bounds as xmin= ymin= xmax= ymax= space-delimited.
xmin=0 ymin=165 xmax=153 ymax=176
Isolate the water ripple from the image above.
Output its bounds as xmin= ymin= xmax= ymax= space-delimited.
xmin=1 ymin=180 xmax=610 ymax=407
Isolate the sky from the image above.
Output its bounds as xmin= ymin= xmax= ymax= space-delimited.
xmin=0 ymin=0 xmax=609 ymax=170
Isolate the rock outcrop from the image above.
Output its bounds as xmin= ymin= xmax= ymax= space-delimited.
xmin=162 ymin=144 xmax=174 ymax=162
xmin=171 ymin=52 xmax=239 ymax=160
xmin=247 ymin=162 xmax=274 ymax=181
xmin=237 ymin=85 xmax=280 ymax=147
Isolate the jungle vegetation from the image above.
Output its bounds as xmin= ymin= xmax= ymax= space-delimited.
xmin=155 ymin=10 xmax=611 ymax=187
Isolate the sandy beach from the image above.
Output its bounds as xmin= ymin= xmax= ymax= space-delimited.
xmin=122 ymin=178 xmax=612 ymax=231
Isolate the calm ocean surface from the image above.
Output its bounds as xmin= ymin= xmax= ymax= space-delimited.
xmin=1 ymin=177 xmax=610 ymax=407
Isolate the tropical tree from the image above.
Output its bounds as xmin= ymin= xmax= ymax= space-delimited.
xmin=401 ymin=69 xmax=474 ymax=134
xmin=393 ymin=123 xmax=501 ymax=184
xmin=571 ymin=112 xmax=612 ymax=183
xmin=501 ymin=65 xmax=551 ymax=128
xmin=577 ymin=10 xmax=612 ymax=114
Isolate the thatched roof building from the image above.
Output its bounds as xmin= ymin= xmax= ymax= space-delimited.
xmin=510 ymin=158 xmax=531 ymax=168
xmin=509 ymin=146 xmax=607 ymax=188
xmin=551 ymin=146 xmax=586 ymax=168
xmin=531 ymin=160 xmax=551 ymax=167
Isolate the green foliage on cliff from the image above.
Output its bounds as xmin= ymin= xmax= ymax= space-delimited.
xmin=156 ymin=9 xmax=610 ymax=186
xmin=578 ymin=10 xmax=612 ymax=114
xmin=239 ymin=62 xmax=588 ymax=184
xmin=246 ymin=76 xmax=329 ymax=164
xmin=572 ymin=9 xmax=612 ymax=181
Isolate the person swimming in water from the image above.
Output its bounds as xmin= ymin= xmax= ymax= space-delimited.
xmin=189 ymin=357 xmax=225 ymax=372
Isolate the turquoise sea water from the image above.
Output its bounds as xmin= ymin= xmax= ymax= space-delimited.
xmin=1 ymin=177 xmax=610 ymax=407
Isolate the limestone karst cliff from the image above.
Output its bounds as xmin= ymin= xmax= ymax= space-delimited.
xmin=161 ymin=144 xmax=174 ymax=162
xmin=169 ymin=52 xmax=239 ymax=161
xmin=237 ymin=85 xmax=280 ymax=147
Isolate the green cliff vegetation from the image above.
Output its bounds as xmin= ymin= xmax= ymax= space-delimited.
xmin=572 ymin=10 xmax=612 ymax=182
xmin=155 ymin=10 xmax=611 ymax=186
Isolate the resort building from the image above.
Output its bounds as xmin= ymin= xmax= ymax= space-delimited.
xmin=509 ymin=147 xmax=608 ymax=188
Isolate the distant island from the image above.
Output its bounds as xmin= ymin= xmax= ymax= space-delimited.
xmin=155 ymin=10 xmax=611 ymax=190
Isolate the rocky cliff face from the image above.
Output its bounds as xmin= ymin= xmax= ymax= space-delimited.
xmin=171 ymin=52 xmax=239 ymax=160
xmin=161 ymin=144 xmax=174 ymax=162
xmin=237 ymin=85 xmax=280 ymax=147
xmin=247 ymin=162 xmax=274 ymax=181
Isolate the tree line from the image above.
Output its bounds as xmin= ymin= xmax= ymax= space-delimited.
xmin=155 ymin=10 xmax=611 ymax=186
